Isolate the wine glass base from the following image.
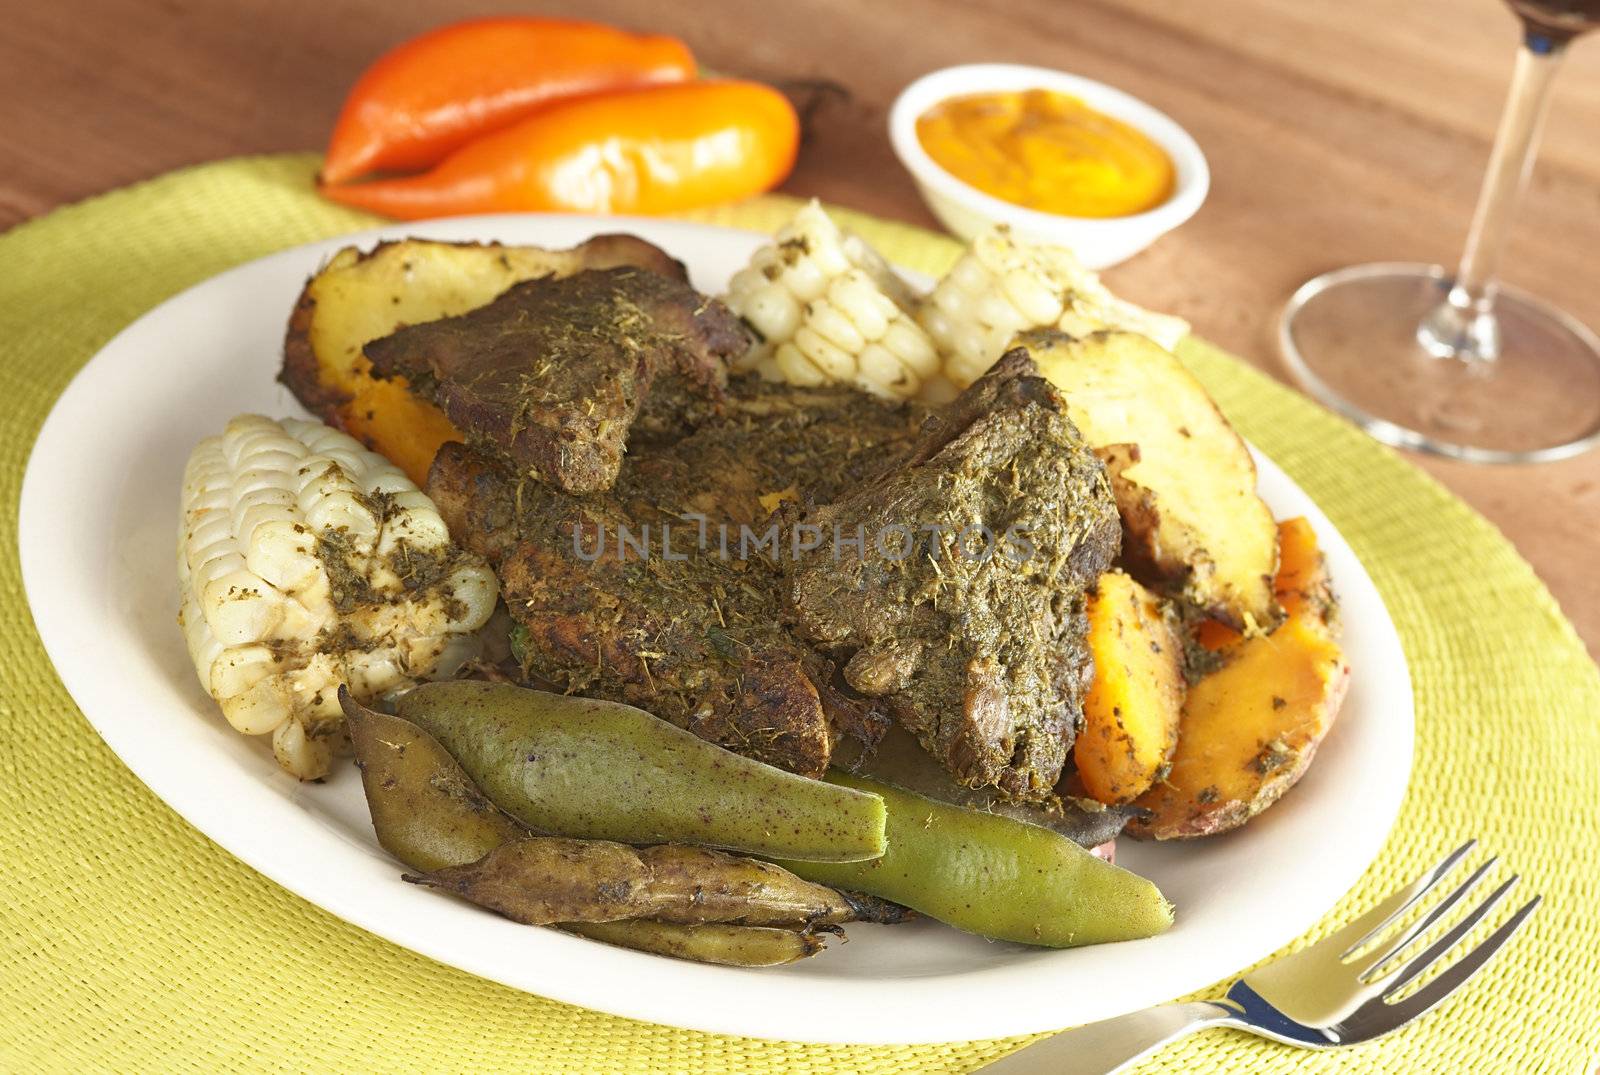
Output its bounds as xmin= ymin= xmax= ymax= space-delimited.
xmin=1279 ymin=263 xmax=1600 ymax=463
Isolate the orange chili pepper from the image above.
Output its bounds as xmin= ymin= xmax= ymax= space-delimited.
xmin=322 ymin=18 xmax=696 ymax=185
xmin=320 ymin=80 xmax=800 ymax=220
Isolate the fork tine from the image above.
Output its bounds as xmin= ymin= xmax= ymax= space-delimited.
xmin=1354 ymin=858 xmax=1496 ymax=980
xmin=1333 ymin=840 xmax=1477 ymax=959
xmin=1340 ymin=897 xmax=1541 ymax=1041
xmin=1378 ymin=876 xmax=1519 ymax=996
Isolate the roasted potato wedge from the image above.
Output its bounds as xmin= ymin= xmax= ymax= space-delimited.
xmin=279 ymin=235 xmax=686 ymax=484
xmin=1074 ymin=571 xmax=1185 ymax=805
xmin=1018 ymin=329 xmax=1281 ymax=630
xmin=1130 ymin=518 xmax=1348 ymax=839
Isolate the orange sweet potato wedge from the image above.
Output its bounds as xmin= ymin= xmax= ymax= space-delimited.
xmin=1129 ymin=518 xmax=1349 ymax=839
xmin=1074 ymin=571 xmax=1185 ymax=805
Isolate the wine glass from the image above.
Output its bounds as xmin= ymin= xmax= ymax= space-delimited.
xmin=1279 ymin=1 xmax=1600 ymax=463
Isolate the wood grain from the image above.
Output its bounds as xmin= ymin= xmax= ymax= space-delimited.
xmin=3 ymin=0 xmax=1597 ymax=656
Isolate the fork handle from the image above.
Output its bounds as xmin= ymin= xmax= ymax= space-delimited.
xmin=977 ymin=1001 xmax=1242 ymax=1074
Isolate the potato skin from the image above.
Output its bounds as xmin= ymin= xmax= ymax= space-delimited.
xmin=1074 ymin=571 xmax=1184 ymax=804
xmin=281 ymin=288 xmax=347 ymax=420
xmin=1130 ymin=518 xmax=1348 ymax=839
xmin=1019 ymin=329 xmax=1282 ymax=631
xmin=279 ymin=235 xmax=687 ymax=485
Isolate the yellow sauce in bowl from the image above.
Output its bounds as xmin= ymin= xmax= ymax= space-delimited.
xmin=916 ymin=89 xmax=1175 ymax=218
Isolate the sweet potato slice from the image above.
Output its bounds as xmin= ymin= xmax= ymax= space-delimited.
xmin=1192 ymin=518 xmax=1333 ymax=652
xmin=1074 ymin=571 xmax=1184 ymax=805
xmin=1018 ymin=328 xmax=1281 ymax=631
xmin=279 ymin=235 xmax=686 ymax=484
xmin=1272 ymin=516 xmax=1339 ymax=625
xmin=1129 ymin=517 xmax=1348 ymax=839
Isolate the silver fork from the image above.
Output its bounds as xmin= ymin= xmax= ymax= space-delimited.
xmin=979 ymin=841 xmax=1540 ymax=1074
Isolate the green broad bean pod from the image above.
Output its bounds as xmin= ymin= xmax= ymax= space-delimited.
xmin=775 ymin=772 xmax=1174 ymax=947
xmin=395 ymin=680 xmax=886 ymax=861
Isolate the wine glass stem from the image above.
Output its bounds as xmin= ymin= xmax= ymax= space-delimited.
xmin=1418 ymin=36 xmax=1566 ymax=364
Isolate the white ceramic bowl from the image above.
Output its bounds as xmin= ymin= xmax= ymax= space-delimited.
xmin=889 ymin=63 xmax=1210 ymax=268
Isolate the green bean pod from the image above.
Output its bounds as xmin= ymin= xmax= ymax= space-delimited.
xmin=341 ymin=690 xmax=837 ymax=965
xmin=835 ymin=725 xmax=1140 ymax=848
xmin=344 ymin=689 xmax=525 ymax=873
xmin=563 ymin=921 xmax=824 ymax=967
xmin=404 ymin=838 xmax=870 ymax=927
xmin=774 ymin=772 xmax=1174 ymax=947
xmin=394 ymin=680 xmax=886 ymax=861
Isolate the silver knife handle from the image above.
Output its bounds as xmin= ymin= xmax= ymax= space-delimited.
xmin=977 ymin=1001 xmax=1241 ymax=1074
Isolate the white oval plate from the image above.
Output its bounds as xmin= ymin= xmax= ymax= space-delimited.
xmin=18 ymin=214 xmax=1412 ymax=1045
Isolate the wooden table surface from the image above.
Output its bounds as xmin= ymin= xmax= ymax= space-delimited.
xmin=5 ymin=0 xmax=1598 ymax=658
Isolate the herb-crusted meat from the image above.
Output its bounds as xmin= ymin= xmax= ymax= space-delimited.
xmin=415 ymin=292 xmax=1117 ymax=802
xmin=427 ymin=377 xmax=924 ymax=570
xmin=781 ymin=352 xmax=1121 ymax=802
xmin=618 ymin=378 xmax=928 ymax=523
xmin=424 ymin=379 xmax=924 ymax=778
xmin=364 ymin=267 xmax=749 ymax=494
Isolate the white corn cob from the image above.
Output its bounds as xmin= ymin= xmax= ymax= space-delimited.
xmin=177 ymin=414 xmax=498 ymax=779
xmin=724 ymin=201 xmax=940 ymax=400
xmin=919 ymin=226 xmax=1191 ymax=389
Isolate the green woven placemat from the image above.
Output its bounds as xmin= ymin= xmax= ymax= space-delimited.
xmin=2 ymin=154 xmax=1597 ymax=1074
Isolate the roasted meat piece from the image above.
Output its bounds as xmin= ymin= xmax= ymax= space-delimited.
xmin=277 ymin=234 xmax=695 ymax=486
xmin=496 ymin=511 xmax=843 ymax=778
xmin=426 ymin=353 xmax=1113 ymax=797
xmin=424 ymin=377 xmax=923 ymax=777
xmin=782 ymin=352 xmax=1121 ymax=802
xmin=617 ymin=377 xmax=928 ymax=523
xmin=365 ymin=266 xmax=749 ymax=494
xmin=428 ymin=377 xmax=924 ymax=569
